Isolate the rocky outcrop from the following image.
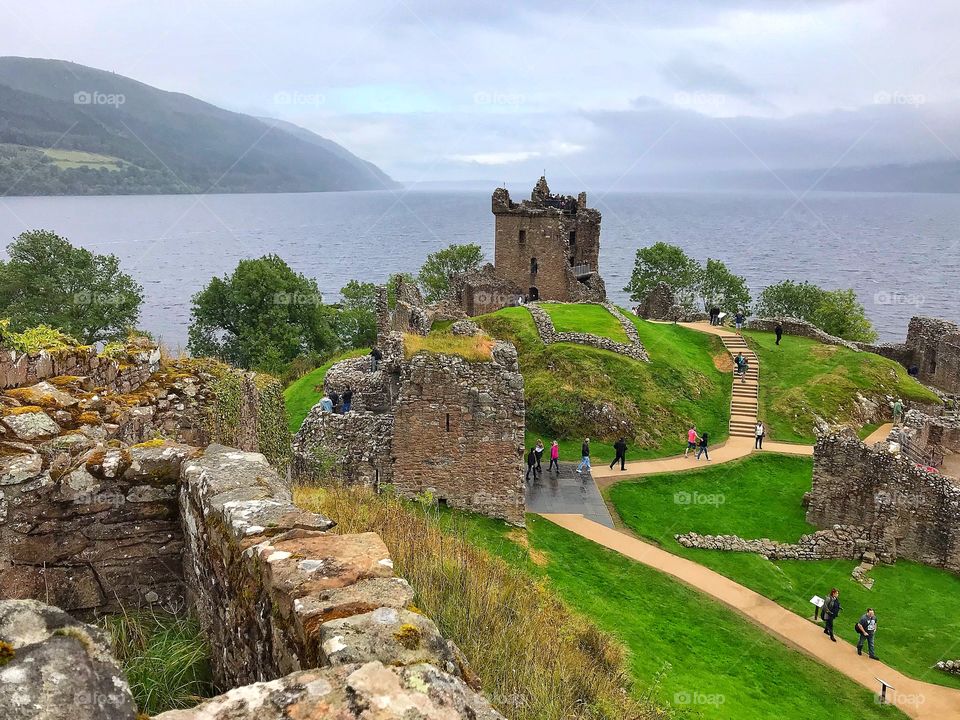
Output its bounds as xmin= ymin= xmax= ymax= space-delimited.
xmin=527 ymin=302 xmax=650 ymax=362
xmin=153 ymin=662 xmax=504 ymax=720
xmin=0 ymin=599 xmax=137 ymax=720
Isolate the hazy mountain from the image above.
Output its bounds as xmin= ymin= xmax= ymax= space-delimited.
xmin=0 ymin=57 xmax=398 ymax=196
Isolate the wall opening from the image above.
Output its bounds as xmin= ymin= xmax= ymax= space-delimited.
xmin=445 ymin=413 xmax=451 ymax=432
xmin=569 ymin=230 xmax=576 ymax=245
xmin=518 ymin=229 xmax=526 ymax=245
xmin=529 ymin=287 xmax=539 ymax=301
xmin=530 ymin=256 xmax=538 ymax=275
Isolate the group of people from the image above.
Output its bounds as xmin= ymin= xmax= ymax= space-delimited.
xmin=319 ymin=385 xmax=354 ymax=414
xmin=526 ymin=439 xmax=560 ymax=480
xmin=708 ymin=307 xmax=748 ymax=331
xmin=685 ymin=425 xmax=711 ymax=461
xmin=819 ymin=588 xmax=881 ymax=660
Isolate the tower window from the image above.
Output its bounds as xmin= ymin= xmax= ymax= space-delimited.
xmin=445 ymin=413 xmax=451 ymax=432
xmin=519 ymin=229 xmax=526 ymax=245
xmin=530 ymin=257 xmax=538 ymax=275
xmin=569 ymin=230 xmax=576 ymax=244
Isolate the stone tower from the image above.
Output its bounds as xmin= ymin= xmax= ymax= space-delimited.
xmin=491 ymin=176 xmax=605 ymax=303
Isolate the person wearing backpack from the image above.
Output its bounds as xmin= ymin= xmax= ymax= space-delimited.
xmin=822 ymin=588 xmax=841 ymax=642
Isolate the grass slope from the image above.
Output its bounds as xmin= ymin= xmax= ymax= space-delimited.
xmin=476 ymin=306 xmax=731 ymax=462
xmin=440 ymin=508 xmax=906 ymax=720
xmin=541 ymin=303 xmax=629 ymax=342
xmin=283 ymin=348 xmax=367 ymax=433
xmin=743 ymin=330 xmax=940 ymax=443
xmin=610 ymin=454 xmax=960 ymax=690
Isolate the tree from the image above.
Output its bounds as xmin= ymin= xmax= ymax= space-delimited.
xmin=812 ymin=289 xmax=878 ymax=342
xmin=699 ymin=258 xmax=751 ymax=314
xmin=756 ymin=280 xmax=827 ymax=320
xmin=187 ymin=255 xmax=337 ymax=374
xmin=335 ymin=280 xmax=377 ymax=349
xmin=418 ymin=243 xmax=484 ymax=302
xmin=624 ymin=242 xmax=701 ymax=307
xmin=0 ymin=230 xmax=143 ymax=343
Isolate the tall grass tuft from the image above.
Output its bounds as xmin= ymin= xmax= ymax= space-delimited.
xmin=294 ymin=484 xmax=667 ymax=720
xmin=101 ymin=609 xmax=214 ymax=715
xmin=403 ymin=331 xmax=495 ymax=361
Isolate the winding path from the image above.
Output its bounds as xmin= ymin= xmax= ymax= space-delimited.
xmin=541 ymin=513 xmax=960 ymax=720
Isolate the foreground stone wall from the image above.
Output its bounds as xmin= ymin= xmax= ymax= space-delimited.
xmin=0 ymin=341 xmax=160 ymax=394
xmin=808 ymin=429 xmax=960 ymax=571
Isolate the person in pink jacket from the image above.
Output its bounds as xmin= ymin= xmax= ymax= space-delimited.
xmin=549 ymin=440 xmax=560 ymax=474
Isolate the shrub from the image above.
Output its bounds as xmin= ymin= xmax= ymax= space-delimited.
xmin=294 ymin=485 xmax=665 ymax=720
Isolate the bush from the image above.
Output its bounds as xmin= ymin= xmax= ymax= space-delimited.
xmin=756 ymin=281 xmax=877 ymax=342
xmin=101 ymin=609 xmax=213 ymax=715
xmin=294 ymin=485 xmax=664 ymax=720
xmin=418 ymin=243 xmax=484 ymax=302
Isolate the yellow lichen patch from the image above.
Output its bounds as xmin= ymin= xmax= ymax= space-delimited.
xmin=393 ymin=623 xmax=422 ymax=649
xmin=1 ymin=405 xmax=44 ymax=416
xmin=0 ymin=639 xmax=14 ymax=666
xmin=49 ymin=375 xmax=85 ymax=388
xmin=77 ymin=412 xmax=102 ymax=425
xmin=132 ymin=437 xmax=168 ymax=449
xmin=7 ymin=387 xmax=60 ymax=407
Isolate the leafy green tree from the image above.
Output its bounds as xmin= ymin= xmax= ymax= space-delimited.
xmin=335 ymin=280 xmax=378 ymax=349
xmin=756 ymin=280 xmax=827 ymax=320
xmin=699 ymin=258 xmax=751 ymax=314
xmin=387 ymin=272 xmax=418 ymax=309
xmin=187 ymin=255 xmax=336 ymax=373
xmin=418 ymin=243 xmax=484 ymax=302
xmin=812 ymin=289 xmax=878 ymax=342
xmin=0 ymin=230 xmax=143 ymax=343
xmin=624 ymin=242 xmax=701 ymax=307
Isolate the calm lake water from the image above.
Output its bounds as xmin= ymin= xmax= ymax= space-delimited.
xmin=1 ymin=189 xmax=958 ymax=348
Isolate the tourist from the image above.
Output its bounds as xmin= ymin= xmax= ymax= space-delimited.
xmin=370 ymin=347 xmax=382 ymax=372
xmin=738 ymin=355 xmax=749 ymax=383
xmin=735 ymin=311 xmax=745 ymax=333
xmin=319 ymin=394 xmax=333 ymax=413
xmin=696 ymin=430 xmax=710 ymax=461
xmin=855 ymin=608 xmax=879 ymax=659
xmin=685 ymin=425 xmax=699 ymax=458
xmin=525 ymin=446 xmax=538 ymax=482
xmin=892 ymin=398 xmax=904 ymax=426
xmin=754 ymin=421 xmax=765 ymax=449
xmin=822 ymin=588 xmax=841 ymax=642
xmin=549 ymin=440 xmax=560 ymax=473
xmin=610 ymin=437 xmax=627 ymax=471
xmin=710 ymin=306 xmax=720 ymax=326
xmin=908 ymin=364 xmax=919 ymax=378
xmin=341 ymin=386 xmax=353 ymax=413
xmin=775 ymin=322 xmax=783 ymax=346
xmin=576 ymin=437 xmax=591 ymax=474
xmin=534 ymin=439 xmax=545 ymax=472
xmin=330 ymin=390 xmax=340 ymax=414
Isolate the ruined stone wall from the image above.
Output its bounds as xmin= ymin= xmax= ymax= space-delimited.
xmin=676 ymin=524 xmax=871 ymax=561
xmin=0 ymin=343 xmax=161 ymax=393
xmin=903 ymin=316 xmax=960 ymax=394
xmin=292 ymin=409 xmax=395 ymax=487
xmin=808 ymin=429 xmax=960 ymax=572
xmin=634 ymin=282 xmax=707 ymax=322
xmin=747 ymin=317 xmax=861 ymax=350
xmin=527 ymin=303 xmax=650 ymax=363
xmin=391 ymin=342 xmax=525 ymax=525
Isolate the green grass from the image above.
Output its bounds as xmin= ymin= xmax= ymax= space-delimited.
xmin=283 ymin=348 xmax=368 ymax=432
xmin=101 ymin=609 xmax=213 ymax=715
xmin=477 ymin=306 xmax=731 ymax=461
xmin=743 ymin=330 xmax=940 ymax=443
xmin=610 ymin=453 xmax=960 ymax=691
xmin=541 ymin=303 xmax=629 ymax=342
xmin=425 ymin=505 xmax=906 ymax=720
xmin=404 ymin=330 xmax=494 ymax=362
xmin=43 ymin=147 xmax=127 ymax=171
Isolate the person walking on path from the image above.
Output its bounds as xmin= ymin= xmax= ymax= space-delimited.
xmin=610 ymin=437 xmax=627 ymax=471
xmin=319 ymin=394 xmax=333 ymax=413
xmin=369 ymin=347 xmax=383 ymax=372
xmin=822 ymin=588 xmax=841 ymax=642
xmin=856 ymin=609 xmax=879 ymax=659
xmin=685 ymin=426 xmax=699 ymax=458
xmin=892 ymin=398 xmax=904 ymax=426
xmin=696 ymin=431 xmax=710 ymax=461
xmin=754 ymin=421 xmax=765 ymax=450
xmin=775 ymin=322 xmax=783 ymax=346
xmin=710 ymin=306 xmax=720 ymax=326
xmin=734 ymin=352 xmax=748 ymax=383
xmin=576 ymin=438 xmax=592 ymax=474
xmin=549 ymin=440 xmax=560 ymax=473
xmin=735 ymin=311 xmax=745 ymax=333
xmin=341 ymin=386 xmax=354 ymax=413
xmin=534 ymin=439 xmax=545 ymax=473
xmin=525 ymin=446 xmax=538 ymax=482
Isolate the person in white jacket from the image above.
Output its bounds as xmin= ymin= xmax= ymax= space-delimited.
xmin=754 ymin=421 xmax=765 ymax=450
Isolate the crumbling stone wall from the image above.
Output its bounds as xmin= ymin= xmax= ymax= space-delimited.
xmin=747 ymin=317 xmax=861 ymax=351
xmin=808 ymin=429 xmax=960 ymax=571
xmin=391 ymin=342 xmax=525 ymax=525
xmin=634 ymin=282 xmax=706 ymax=322
xmin=492 ymin=178 xmax=605 ymax=303
xmin=527 ymin=302 xmax=650 ymax=363
xmin=292 ymin=409 xmax=395 ymax=487
xmin=0 ymin=342 xmax=160 ymax=393
xmin=858 ymin=316 xmax=960 ymax=394
xmin=676 ymin=524 xmax=871 ymax=561
xmin=449 ymin=263 xmax=524 ymax=317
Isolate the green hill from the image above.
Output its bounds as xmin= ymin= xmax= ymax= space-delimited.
xmin=0 ymin=56 xmax=398 ymax=195
xmin=476 ymin=305 xmax=732 ymax=461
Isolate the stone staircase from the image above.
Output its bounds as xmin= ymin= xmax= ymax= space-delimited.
xmin=721 ymin=333 xmax=760 ymax=438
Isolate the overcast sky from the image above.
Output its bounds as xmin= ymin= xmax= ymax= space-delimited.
xmin=4 ymin=0 xmax=960 ymax=184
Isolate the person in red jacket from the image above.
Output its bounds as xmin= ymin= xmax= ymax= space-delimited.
xmin=549 ymin=440 xmax=560 ymax=474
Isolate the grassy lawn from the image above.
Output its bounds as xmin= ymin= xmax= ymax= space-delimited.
xmin=43 ymin=147 xmax=127 ymax=170
xmin=610 ymin=454 xmax=960 ymax=691
xmin=283 ymin=348 xmax=367 ymax=433
xmin=743 ymin=330 xmax=940 ymax=444
xmin=478 ymin=306 xmax=730 ymax=461
xmin=541 ymin=303 xmax=629 ymax=343
xmin=438 ymin=508 xmax=906 ymax=720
